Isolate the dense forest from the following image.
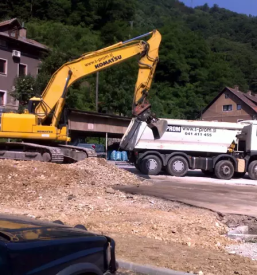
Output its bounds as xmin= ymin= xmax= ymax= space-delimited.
xmin=1 ymin=0 xmax=257 ymax=119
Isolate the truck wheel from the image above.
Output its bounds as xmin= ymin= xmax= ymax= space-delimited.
xmin=248 ymin=160 xmax=257 ymax=180
xmin=134 ymin=161 xmax=142 ymax=172
xmin=201 ymin=169 xmax=214 ymax=177
xmin=167 ymin=156 xmax=188 ymax=177
xmin=140 ymin=155 xmax=162 ymax=175
xmin=215 ymin=160 xmax=234 ymax=180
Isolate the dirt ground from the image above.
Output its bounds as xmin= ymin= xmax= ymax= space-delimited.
xmin=1 ymin=158 xmax=257 ymax=274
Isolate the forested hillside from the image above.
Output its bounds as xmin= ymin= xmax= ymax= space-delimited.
xmin=1 ymin=0 xmax=257 ymax=119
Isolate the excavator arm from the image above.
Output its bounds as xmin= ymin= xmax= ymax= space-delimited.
xmin=33 ymin=30 xmax=167 ymax=140
xmin=0 ymin=30 xmax=167 ymax=163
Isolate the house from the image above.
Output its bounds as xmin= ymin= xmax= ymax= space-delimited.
xmin=201 ymin=86 xmax=257 ymax=123
xmin=0 ymin=18 xmax=48 ymax=111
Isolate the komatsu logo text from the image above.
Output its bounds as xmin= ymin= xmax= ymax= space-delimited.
xmin=95 ymin=55 xmax=122 ymax=69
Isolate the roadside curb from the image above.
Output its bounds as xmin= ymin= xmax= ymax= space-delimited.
xmin=117 ymin=260 xmax=190 ymax=275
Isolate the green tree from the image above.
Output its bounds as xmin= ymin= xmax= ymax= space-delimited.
xmin=2 ymin=0 xmax=257 ymax=120
xmin=11 ymin=75 xmax=37 ymax=112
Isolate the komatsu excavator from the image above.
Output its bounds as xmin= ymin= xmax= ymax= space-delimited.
xmin=0 ymin=30 xmax=167 ymax=163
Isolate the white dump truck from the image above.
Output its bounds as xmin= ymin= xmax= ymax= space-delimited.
xmin=120 ymin=119 xmax=257 ymax=180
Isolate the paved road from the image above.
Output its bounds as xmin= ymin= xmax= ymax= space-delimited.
xmin=115 ymin=164 xmax=257 ymax=217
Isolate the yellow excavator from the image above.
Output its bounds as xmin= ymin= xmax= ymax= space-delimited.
xmin=0 ymin=30 xmax=167 ymax=163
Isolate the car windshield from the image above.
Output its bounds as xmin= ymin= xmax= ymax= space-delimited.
xmin=95 ymin=144 xmax=105 ymax=152
xmin=77 ymin=144 xmax=94 ymax=149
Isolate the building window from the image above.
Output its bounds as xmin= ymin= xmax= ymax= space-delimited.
xmin=0 ymin=59 xmax=7 ymax=75
xmin=0 ymin=91 xmax=6 ymax=106
xmin=223 ymin=104 xmax=232 ymax=111
xmin=237 ymin=104 xmax=242 ymax=110
xmin=225 ymin=93 xmax=229 ymax=98
xmin=19 ymin=64 xmax=27 ymax=77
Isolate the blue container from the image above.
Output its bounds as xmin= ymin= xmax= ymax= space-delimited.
xmin=121 ymin=151 xmax=128 ymax=161
xmin=116 ymin=151 xmax=122 ymax=161
xmin=110 ymin=150 xmax=117 ymax=161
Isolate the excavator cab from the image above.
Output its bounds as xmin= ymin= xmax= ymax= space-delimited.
xmin=28 ymin=97 xmax=41 ymax=114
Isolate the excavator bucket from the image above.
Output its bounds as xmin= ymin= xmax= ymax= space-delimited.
xmin=148 ymin=119 xmax=168 ymax=139
xmin=120 ymin=118 xmax=168 ymax=151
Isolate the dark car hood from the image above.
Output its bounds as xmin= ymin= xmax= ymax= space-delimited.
xmin=0 ymin=214 xmax=99 ymax=242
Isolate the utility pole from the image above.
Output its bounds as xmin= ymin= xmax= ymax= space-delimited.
xmin=31 ymin=0 xmax=33 ymax=18
xmin=96 ymin=72 xmax=99 ymax=112
xmin=128 ymin=21 xmax=134 ymax=39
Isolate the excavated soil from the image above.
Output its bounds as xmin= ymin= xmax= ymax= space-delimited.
xmin=0 ymin=158 xmax=257 ymax=274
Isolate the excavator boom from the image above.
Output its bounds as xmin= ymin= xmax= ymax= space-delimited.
xmin=0 ymin=30 xmax=167 ymax=163
xmin=34 ymin=30 xmax=167 ymax=139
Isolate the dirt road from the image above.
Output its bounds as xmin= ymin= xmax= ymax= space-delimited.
xmin=115 ymin=163 xmax=257 ymax=217
xmin=116 ymin=179 xmax=257 ymax=217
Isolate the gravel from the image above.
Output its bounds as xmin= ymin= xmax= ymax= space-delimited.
xmin=227 ymin=243 xmax=257 ymax=260
xmin=1 ymin=158 xmax=257 ymax=274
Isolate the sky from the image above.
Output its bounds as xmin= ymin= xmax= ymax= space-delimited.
xmin=180 ymin=0 xmax=257 ymax=16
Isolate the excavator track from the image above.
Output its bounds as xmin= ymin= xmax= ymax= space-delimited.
xmin=0 ymin=142 xmax=64 ymax=163
xmin=58 ymin=144 xmax=97 ymax=162
xmin=0 ymin=142 xmax=97 ymax=163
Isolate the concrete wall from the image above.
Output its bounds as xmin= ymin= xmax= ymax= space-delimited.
xmin=202 ymin=91 xmax=255 ymax=122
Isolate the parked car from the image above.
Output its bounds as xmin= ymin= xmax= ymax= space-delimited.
xmin=95 ymin=144 xmax=107 ymax=158
xmin=0 ymin=214 xmax=117 ymax=275
xmin=76 ymin=143 xmax=96 ymax=150
xmin=76 ymin=143 xmax=107 ymax=158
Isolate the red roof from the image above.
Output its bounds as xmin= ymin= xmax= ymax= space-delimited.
xmin=244 ymin=93 xmax=257 ymax=104
xmin=202 ymin=86 xmax=257 ymax=115
xmin=0 ymin=31 xmax=48 ymax=50
xmin=0 ymin=18 xmax=20 ymax=28
xmin=226 ymin=87 xmax=257 ymax=112
xmin=0 ymin=18 xmax=48 ymax=51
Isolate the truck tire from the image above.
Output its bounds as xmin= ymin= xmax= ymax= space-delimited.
xmin=201 ymin=169 xmax=214 ymax=177
xmin=167 ymin=156 xmax=188 ymax=177
xmin=134 ymin=161 xmax=142 ymax=172
xmin=140 ymin=155 xmax=162 ymax=175
xmin=248 ymin=160 xmax=257 ymax=180
xmin=215 ymin=160 xmax=234 ymax=180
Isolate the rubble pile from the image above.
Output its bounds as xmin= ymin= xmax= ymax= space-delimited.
xmin=0 ymin=158 xmax=256 ymax=274
xmin=0 ymin=158 xmax=141 ymax=201
xmin=0 ymin=157 xmax=229 ymax=248
xmin=0 ymin=158 xmax=144 ymax=217
xmin=69 ymin=157 xmax=142 ymax=186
